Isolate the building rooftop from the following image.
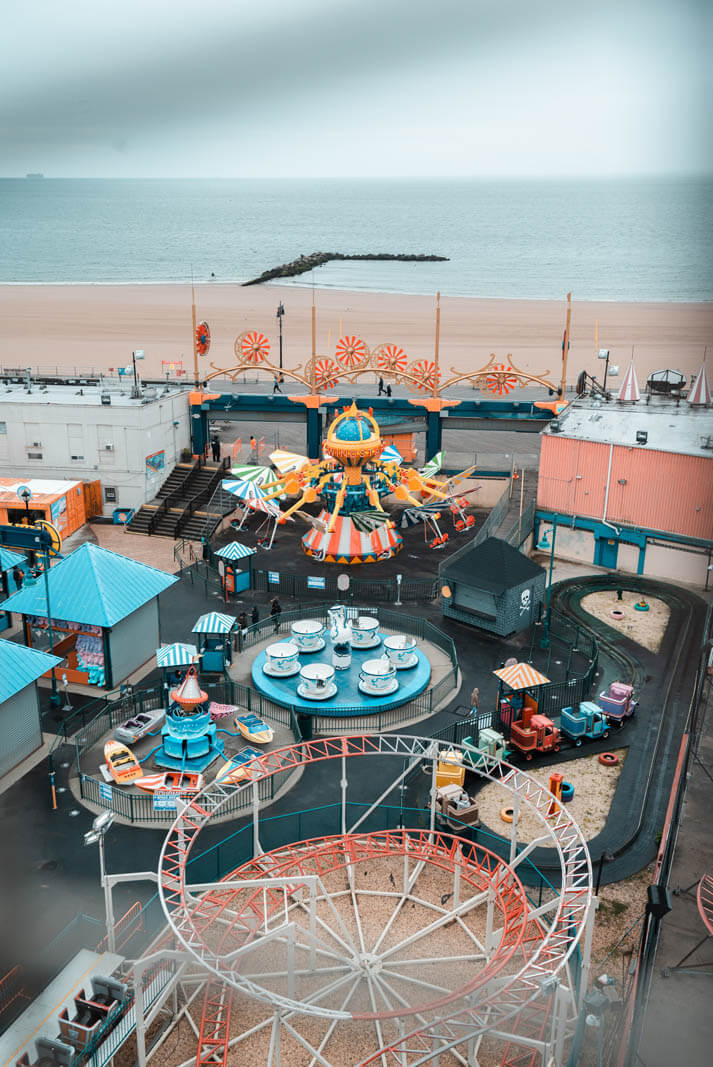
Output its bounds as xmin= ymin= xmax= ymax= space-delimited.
xmin=0 ymin=638 xmax=61 ymax=702
xmin=443 ymin=536 xmax=545 ymax=594
xmin=0 ymin=542 xmax=178 ymax=626
xmin=0 ymin=382 xmax=185 ymax=408
xmin=546 ymin=396 xmax=713 ymax=458
xmin=0 ymin=479 xmax=81 ymax=504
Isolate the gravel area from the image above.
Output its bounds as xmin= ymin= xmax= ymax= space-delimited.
xmin=476 ymin=750 xmax=627 ymax=843
xmin=580 ymin=590 xmax=670 ymax=653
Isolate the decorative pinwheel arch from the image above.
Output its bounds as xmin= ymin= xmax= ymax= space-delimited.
xmin=201 ymin=331 xmax=561 ymax=398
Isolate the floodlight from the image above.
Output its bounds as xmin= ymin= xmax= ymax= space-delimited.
xmin=93 ymin=811 xmax=115 ymax=834
xmin=84 ymin=830 xmax=100 ymax=846
xmin=598 ymin=348 xmax=610 ymax=360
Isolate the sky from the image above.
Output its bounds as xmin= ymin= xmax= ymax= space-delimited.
xmin=1 ymin=0 xmax=711 ymax=178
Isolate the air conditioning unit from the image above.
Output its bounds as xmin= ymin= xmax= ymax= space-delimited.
xmin=100 ymin=393 xmax=111 ymax=406
xmin=635 ymin=431 xmax=648 ymax=445
xmin=104 ymin=442 xmax=114 ymax=451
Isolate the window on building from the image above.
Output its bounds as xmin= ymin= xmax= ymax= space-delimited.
xmin=70 ymin=455 xmax=85 ymax=461
xmin=27 ymin=450 xmax=43 ymax=460
xmin=0 ymin=422 xmax=6 ymax=434
xmin=104 ymin=487 xmax=117 ymax=502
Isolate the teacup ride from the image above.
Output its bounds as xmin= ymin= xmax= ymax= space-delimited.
xmin=384 ymin=633 xmax=418 ymax=670
xmin=291 ymin=619 xmax=326 ymax=653
xmin=358 ymin=656 xmax=399 ymax=697
xmin=350 ymin=616 xmax=381 ymax=650
xmin=297 ymin=662 xmax=338 ymax=701
xmin=263 ymin=641 xmax=301 ymax=678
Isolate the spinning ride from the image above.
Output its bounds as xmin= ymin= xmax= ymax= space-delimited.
xmin=258 ymin=402 xmax=473 ymax=564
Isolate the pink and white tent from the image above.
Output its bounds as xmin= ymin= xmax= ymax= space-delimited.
xmin=688 ymin=364 xmax=711 ymax=406
xmin=617 ymin=361 xmax=640 ymax=403
xmin=301 ymin=510 xmax=402 ymax=563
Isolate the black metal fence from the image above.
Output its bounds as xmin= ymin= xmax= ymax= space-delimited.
xmin=252 ymin=569 xmax=438 ymax=602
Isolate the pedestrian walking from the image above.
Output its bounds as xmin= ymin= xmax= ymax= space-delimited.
xmin=272 ymin=376 xmax=282 ymax=393
xmin=386 ymin=384 xmax=392 ymax=398
xmin=249 ymin=435 xmax=257 ymax=461
xmin=470 ymin=686 xmax=479 ymax=713
xmin=378 ymin=376 xmax=385 ymax=395
xmin=12 ymin=565 xmax=24 ymax=590
xmin=251 ymin=604 xmax=259 ymax=625
xmin=270 ymin=598 xmax=282 ymax=633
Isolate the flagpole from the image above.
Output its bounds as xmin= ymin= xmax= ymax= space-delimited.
xmin=191 ymin=278 xmax=199 ymax=388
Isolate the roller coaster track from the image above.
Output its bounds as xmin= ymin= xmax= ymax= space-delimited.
xmin=157 ymin=735 xmax=593 ymax=1065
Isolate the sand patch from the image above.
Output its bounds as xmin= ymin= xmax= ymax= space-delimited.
xmin=476 ymin=750 xmax=626 ymax=843
xmin=580 ymin=590 xmax=669 ymax=653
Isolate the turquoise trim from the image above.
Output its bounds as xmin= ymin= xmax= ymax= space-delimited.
xmin=535 ymin=510 xmax=712 ymax=552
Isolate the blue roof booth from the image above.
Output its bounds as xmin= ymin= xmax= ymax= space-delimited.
xmin=0 ymin=639 xmax=61 ymax=778
xmin=0 ymin=544 xmax=177 ymax=690
xmin=442 ymin=537 xmax=546 ymax=637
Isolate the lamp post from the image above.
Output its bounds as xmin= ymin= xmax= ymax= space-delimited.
xmin=84 ymin=812 xmax=116 ymax=952
xmin=276 ymin=303 xmax=285 ymax=370
xmin=595 ymin=849 xmax=614 ymax=896
xmin=537 ymin=516 xmax=558 ymax=649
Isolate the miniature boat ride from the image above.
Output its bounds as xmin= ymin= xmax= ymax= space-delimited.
xmin=215 ymin=747 xmax=264 ymax=784
xmin=134 ymin=770 xmax=205 ymax=794
xmin=234 ymin=713 xmax=274 ymax=744
xmin=104 ymin=739 xmax=143 ymax=784
xmin=114 ymin=708 xmax=165 ymax=744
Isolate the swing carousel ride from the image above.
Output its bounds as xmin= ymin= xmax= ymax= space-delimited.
xmin=232 ymin=403 xmax=477 ymax=564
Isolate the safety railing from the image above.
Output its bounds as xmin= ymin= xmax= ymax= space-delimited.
xmin=251 ymin=568 xmax=439 ymax=602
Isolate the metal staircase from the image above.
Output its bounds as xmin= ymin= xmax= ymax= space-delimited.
xmin=128 ymin=459 xmax=232 ymax=541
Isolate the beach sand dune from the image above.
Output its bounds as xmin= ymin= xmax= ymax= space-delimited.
xmin=1 ymin=284 xmax=711 ymax=387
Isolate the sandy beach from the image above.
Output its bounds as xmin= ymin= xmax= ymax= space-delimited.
xmin=1 ymin=284 xmax=711 ymax=388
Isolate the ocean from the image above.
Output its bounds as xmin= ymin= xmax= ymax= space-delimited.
xmin=1 ymin=176 xmax=711 ymax=300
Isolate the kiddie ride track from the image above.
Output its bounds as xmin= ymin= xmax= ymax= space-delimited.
xmin=152 ymin=735 xmax=594 ymax=1066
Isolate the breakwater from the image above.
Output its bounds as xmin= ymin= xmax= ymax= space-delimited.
xmin=243 ymin=251 xmax=449 ymax=286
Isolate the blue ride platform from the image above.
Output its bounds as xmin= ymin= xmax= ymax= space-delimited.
xmin=251 ymin=644 xmax=431 ymax=714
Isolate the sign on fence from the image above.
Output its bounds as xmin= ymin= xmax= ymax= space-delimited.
xmin=154 ymin=793 xmax=179 ymax=811
xmin=99 ymin=782 xmax=113 ymax=803
xmin=268 ymin=571 xmax=280 ymax=584
xmin=307 ymin=576 xmax=326 ymax=589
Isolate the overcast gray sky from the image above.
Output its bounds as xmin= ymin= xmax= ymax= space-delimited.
xmin=1 ymin=0 xmax=711 ymax=178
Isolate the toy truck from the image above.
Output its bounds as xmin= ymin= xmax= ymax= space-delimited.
xmin=509 ymin=706 xmax=560 ymax=761
xmin=598 ymin=681 xmax=638 ymax=727
xmin=560 ymin=701 xmax=610 ymax=746
xmin=462 ymin=728 xmax=509 ymax=769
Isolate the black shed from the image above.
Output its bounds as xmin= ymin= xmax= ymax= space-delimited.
xmin=441 ymin=537 xmax=546 ymax=636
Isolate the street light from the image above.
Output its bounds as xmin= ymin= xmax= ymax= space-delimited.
xmin=276 ymin=303 xmax=285 ymax=370
xmin=84 ymin=811 xmax=116 ymax=952
xmin=536 ymin=516 xmax=558 ymax=648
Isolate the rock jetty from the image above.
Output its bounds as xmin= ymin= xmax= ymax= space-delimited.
xmin=242 ymin=251 xmax=449 ymax=286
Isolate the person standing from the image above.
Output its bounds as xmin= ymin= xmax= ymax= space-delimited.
xmin=249 ymin=435 xmax=257 ymax=461
xmin=251 ymin=604 xmax=259 ymax=625
xmin=386 ymin=384 xmax=392 ymax=398
xmin=470 ymin=686 xmax=479 ymax=714
xmin=270 ymin=598 xmax=281 ymax=633
xmin=12 ymin=565 xmax=24 ymax=590
xmin=211 ymin=436 xmax=221 ymax=462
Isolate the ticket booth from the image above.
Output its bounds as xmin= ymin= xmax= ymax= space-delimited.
xmin=192 ymin=612 xmax=237 ymax=673
xmin=214 ymin=541 xmax=255 ymax=597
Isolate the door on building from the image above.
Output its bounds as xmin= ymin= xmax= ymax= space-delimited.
xmin=596 ymin=538 xmax=619 ymax=569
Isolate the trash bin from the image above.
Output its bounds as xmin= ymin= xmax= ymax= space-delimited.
xmin=297 ymin=712 xmax=313 ymax=741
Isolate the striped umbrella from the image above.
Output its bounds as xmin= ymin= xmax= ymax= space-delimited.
xmin=221 ymin=478 xmax=267 ymax=501
xmin=192 ymin=612 xmax=237 ymax=634
xmin=155 ymin=643 xmax=198 ymax=668
xmin=270 ymin=449 xmax=309 ymax=475
xmin=243 ymin=495 xmax=281 ymax=517
xmin=421 ymin=451 xmax=444 ymax=478
xmin=380 ymin=445 xmax=403 ymax=465
xmin=215 ymin=541 xmax=257 ymax=560
xmin=617 ymin=361 xmax=640 ymax=403
xmin=229 ymin=464 xmax=273 ymax=486
xmin=492 ymin=662 xmax=550 ymax=689
xmin=688 ymin=364 xmax=711 ymax=406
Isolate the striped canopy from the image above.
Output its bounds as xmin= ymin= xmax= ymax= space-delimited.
xmin=215 ymin=541 xmax=257 ymax=560
xmin=192 ymin=612 xmax=237 ymax=634
xmin=380 ymin=445 xmax=403 ymax=465
xmin=229 ymin=464 xmax=273 ymax=485
xmin=270 ymin=449 xmax=309 ymax=475
xmin=302 ymin=511 xmax=401 ymax=563
xmin=493 ymin=662 xmax=550 ymax=690
xmin=421 ymin=451 xmax=444 ymax=478
xmin=617 ymin=361 xmax=641 ymax=403
xmin=243 ymin=495 xmax=281 ymax=517
xmin=155 ymin=642 xmax=198 ymax=668
xmin=688 ymin=364 xmax=711 ymax=406
xmin=222 ymin=478 xmax=267 ymax=501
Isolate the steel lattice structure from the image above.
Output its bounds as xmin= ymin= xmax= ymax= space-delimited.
xmin=150 ymin=735 xmax=594 ymax=1065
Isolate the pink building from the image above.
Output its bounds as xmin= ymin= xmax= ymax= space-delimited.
xmin=536 ymin=396 xmax=713 ymax=585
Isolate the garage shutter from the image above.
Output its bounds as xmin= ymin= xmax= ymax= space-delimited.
xmin=454 ymin=586 xmax=497 ymax=619
xmin=0 ymin=684 xmax=42 ymax=778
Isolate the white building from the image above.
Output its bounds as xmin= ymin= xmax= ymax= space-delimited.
xmin=0 ymin=381 xmax=191 ymax=517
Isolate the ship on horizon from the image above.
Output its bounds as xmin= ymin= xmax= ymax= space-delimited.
xmin=25 ymin=172 xmax=44 ymax=179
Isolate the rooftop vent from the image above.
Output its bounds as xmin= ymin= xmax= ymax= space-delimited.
xmin=100 ymin=393 xmax=111 ymax=406
xmin=701 ymin=435 xmax=713 ymax=451
xmin=550 ymin=419 xmax=561 ymax=433
xmin=636 ymin=430 xmax=648 ymax=445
